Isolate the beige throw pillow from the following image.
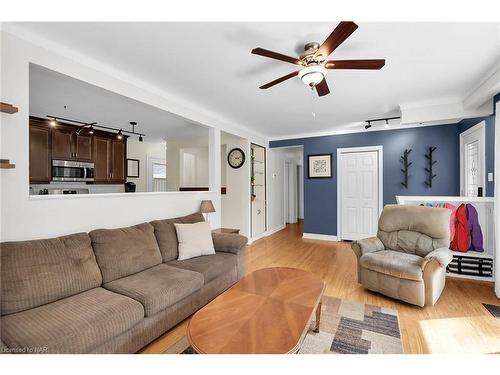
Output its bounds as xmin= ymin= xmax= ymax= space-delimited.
xmin=174 ymin=221 xmax=215 ymax=260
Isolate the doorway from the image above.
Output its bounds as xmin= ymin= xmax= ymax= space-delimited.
xmin=460 ymin=121 xmax=486 ymax=197
xmin=337 ymin=146 xmax=383 ymax=241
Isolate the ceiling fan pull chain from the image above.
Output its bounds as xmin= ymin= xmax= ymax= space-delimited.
xmin=311 ymin=86 xmax=317 ymax=119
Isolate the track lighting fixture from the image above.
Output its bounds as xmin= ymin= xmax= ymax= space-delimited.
xmin=46 ymin=115 xmax=146 ymax=141
xmin=364 ymin=116 xmax=401 ymax=130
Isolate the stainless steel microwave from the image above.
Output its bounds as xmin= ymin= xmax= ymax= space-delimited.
xmin=52 ymin=160 xmax=95 ymax=182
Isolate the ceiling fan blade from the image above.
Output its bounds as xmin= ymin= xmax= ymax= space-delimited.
xmin=315 ymin=79 xmax=330 ymax=96
xmin=252 ymin=48 xmax=302 ymax=65
xmin=259 ymin=71 xmax=299 ymax=89
xmin=326 ymin=59 xmax=385 ymax=70
xmin=315 ymin=21 xmax=358 ymax=59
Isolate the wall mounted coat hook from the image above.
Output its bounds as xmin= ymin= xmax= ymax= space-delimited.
xmin=400 ymin=148 xmax=412 ymax=188
xmin=424 ymin=146 xmax=437 ymax=188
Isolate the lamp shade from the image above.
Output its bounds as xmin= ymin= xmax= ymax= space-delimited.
xmin=200 ymin=200 xmax=215 ymax=214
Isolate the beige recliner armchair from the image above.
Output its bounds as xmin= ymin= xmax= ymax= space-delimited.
xmin=351 ymin=204 xmax=453 ymax=307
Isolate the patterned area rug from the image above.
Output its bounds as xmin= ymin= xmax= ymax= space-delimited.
xmin=164 ymin=296 xmax=403 ymax=354
xmin=483 ymin=303 xmax=500 ymax=318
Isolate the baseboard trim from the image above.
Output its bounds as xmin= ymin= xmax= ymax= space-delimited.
xmin=302 ymin=233 xmax=339 ymax=241
xmin=248 ymin=224 xmax=287 ymax=244
xmin=266 ymin=224 xmax=286 ymax=236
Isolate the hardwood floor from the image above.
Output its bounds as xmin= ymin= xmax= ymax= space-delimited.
xmin=140 ymin=222 xmax=500 ymax=354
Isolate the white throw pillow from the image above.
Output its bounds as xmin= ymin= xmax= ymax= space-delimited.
xmin=174 ymin=221 xmax=215 ymax=260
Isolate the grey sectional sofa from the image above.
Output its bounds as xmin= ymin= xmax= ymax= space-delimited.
xmin=0 ymin=212 xmax=247 ymax=354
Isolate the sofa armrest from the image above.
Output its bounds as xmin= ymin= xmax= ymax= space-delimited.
xmin=212 ymin=233 xmax=248 ymax=279
xmin=212 ymin=233 xmax=248 ymax=254
xmin=351 ymin=237 xmax=384 ymax=259
xmin=420 ymin=247 xmax=453 ymax=270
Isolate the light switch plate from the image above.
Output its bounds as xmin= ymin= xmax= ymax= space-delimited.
xmin=488 ymin=172 xmax=494 ymax=182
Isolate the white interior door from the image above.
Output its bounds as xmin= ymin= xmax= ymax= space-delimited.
xmin=339 ymin=149 xmax=381 ymax=241
xmin=460 ymin=122 xmax=485 ymax=197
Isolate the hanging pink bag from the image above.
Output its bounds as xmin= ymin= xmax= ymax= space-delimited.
xmin=444 ymin=203 xmax=457 ymax=245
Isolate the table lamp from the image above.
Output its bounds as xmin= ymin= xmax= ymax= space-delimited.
xmin=200 ymin=200 xmax=215 ymax=224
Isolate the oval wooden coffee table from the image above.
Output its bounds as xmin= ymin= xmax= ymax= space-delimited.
xmin=187 ymin=267 xmax=325 ymax=354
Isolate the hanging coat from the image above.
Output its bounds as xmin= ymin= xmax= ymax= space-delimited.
xmin=444 ymin=203 xmax=457 ymax=244
xmin=466 ymin=204 xmax=484 ymax=252
xmin=450 ymin=203 xmax=470 ymax=252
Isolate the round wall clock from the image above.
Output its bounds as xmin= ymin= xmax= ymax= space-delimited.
xmin=227 ymin=148 xmax=245 ymax=169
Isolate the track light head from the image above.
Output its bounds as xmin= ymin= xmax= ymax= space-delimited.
xmin=49 ymin=118 xmax=58 ymax=127
xmin=139 ymin=135 xmax=143 ymax=142
xmin=88 ymin=125 xmax=95 ymax=135
xmin=117 ymin=129 xmax=123 ymax=140
xmin=364 ymin=122 xmax=371 ymax=130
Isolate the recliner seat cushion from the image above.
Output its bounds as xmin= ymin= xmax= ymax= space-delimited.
xmin=89 ymin=222 xmax=162 ymax=283
xmin=151 ymin=212 xmax=205 ymax=262
xmin=167 ymin=253 xmax=237 ymax=284
xmin=1 ymin=233 xmax=102 ymax=315
xmin=1 ymin=287 xmax=144 ymax=354
xmin=360 ymin=250 xmax=423 ymax=281
xmin=103 ymin=264 xmax=204 ymax=317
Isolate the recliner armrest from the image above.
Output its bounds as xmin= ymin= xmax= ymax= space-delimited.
xmin=420 ymin=247 xmax=453 ymax=270
xmin=212 ymin=232 xmax=248 ymax=254
xmin=351 ymin=237 xmax=384 ymax=259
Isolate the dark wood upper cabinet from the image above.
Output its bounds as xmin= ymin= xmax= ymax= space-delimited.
xmin=75 ymin=134 xmax=93 ymax=161
xmin=52 ymin=126 xmax=93 ymax=161
xmin=93 ymin=137 xmax=111 ymax=183
xmin=110 ymin=140 xmax=126 ymax=183
xmin=51 ymin=127 xmax=74 ymax=160
xmin=29 ymin=123 xmax=51 ymax=183
xmin=93 ymin=137 xmax=126 ymax=184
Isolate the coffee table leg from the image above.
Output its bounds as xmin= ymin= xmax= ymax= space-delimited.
xmin=314 ymin=301 xmax=322 ymax=333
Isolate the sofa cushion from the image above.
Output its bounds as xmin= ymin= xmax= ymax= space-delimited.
xmin=1 ymin=287 xmax=144 ymax=353
xmin=103 ymin=264 xmax=204 ymax=317
xmin=1 ymin=233 xmax=102 ymax=316
xmin=360 ymin=250 xmax=423 ymax=281
xmin=151 ymin=212 xmax=205 ymax=262
xmin=89 ymin=222 xmax=162 ymax=283
xmin=167 ymin=253 xmax=237 ymax=284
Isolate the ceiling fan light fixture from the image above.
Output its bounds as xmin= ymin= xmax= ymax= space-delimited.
xmin=298 ymin=65 xmax=327 ymax=87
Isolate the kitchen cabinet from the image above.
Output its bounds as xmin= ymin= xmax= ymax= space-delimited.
xmin=93 ymin=137 xmax=126 ymax=184
xmin=93 ymin=137 xmax=111 ymax=183
xmin=29 ymin=123 xmax=51 ymax=183
xmin=29 ymin=116 xmax=127 ymax=184
xmin=52 ymin=126 xmax=93 ymax=161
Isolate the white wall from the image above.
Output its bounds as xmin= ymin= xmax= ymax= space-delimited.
xmin=180 ymin=146 xmax=209 ymax=187
xmin=127 ymin=139 xmax=166 ymax=192
xmin=220 ymin=132 xmax=250 ymax=238
xmin=0 ymin=30 xmax=268 ymax=241
xmin=166 ymin=136 xmax=209 ymax=191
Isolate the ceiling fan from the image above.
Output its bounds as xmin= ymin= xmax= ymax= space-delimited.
xmin=251 ymin=22 xmax=385 ymax=97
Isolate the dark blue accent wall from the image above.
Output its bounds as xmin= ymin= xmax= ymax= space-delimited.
xmin=270 ymin=94 xmax=499 ymax=236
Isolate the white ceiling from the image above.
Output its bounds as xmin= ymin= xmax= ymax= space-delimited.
xmin=29 ymin=64 xmax=209 ymax=142
xmin=19 ymin=22 xmax=500 ymax=139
